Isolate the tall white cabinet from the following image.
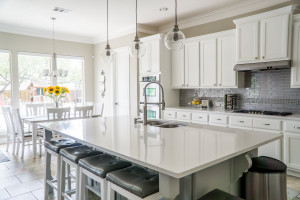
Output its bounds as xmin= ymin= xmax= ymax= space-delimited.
xmin=234 ymin=5 xmax=295 ymax=64
xmin=291 ymin=14 xmax=300 ymax=88
xmin=172 ymin=30 xmax=243 ymax=89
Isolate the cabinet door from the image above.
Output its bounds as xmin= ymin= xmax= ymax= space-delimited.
xmin=185 ymin=41 xmax=200 ymax=87
xmin=291 ymin=22 xmax=300 ymax=88
xmin=236 ymin=21 xmax=259 ymax=63
xmin=258 ymin=139 xmax=281 ymax=161
xmin=200 ymin=38 xmax=217 ymax=87
xmin=139 ymin=41 xmax=149 ymax=74
xmin=217 ymin=34 xmax=237 ymax=88
xmin=260 ymin=14 xmax=290 ymax=61
xmin=172 ymin=49 xmax=185 ymax=88
xmin=285 ymin=133 xmax=300 ymax=171
xmin=148 ymin=39 xmax=160 ymax=73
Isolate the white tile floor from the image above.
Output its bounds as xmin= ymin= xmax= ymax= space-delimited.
xmin=0 ymin=143 xmax=299 ymax=200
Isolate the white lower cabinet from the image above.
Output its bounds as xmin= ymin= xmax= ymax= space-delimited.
xmin=285 ymin=133 xmax=300 ymax=171
xmin=229 ymin=116 xmax=252 ymax=129
xmin=192 ymin=112 xmax=209 ymax=124
xmin=257 ymin=138 xmax=282 ymax=161
xmin=177 ymin=111 xmax=191 ymax=122
xmin=209 ymin=114 xmax=228 ymax=127
xmin=163 ymin=110 xmax=176 ymax=120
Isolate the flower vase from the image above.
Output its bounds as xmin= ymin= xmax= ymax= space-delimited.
xmin=55 ymin=102 xmax=59 ymax=108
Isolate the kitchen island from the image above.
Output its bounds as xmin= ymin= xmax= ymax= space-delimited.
xmin=38 ymin=116 xmax=282 ymax=199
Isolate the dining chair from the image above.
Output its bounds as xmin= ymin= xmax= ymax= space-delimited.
xmin=2 ymin=107 xmax=17 ymax=154
xmin=93 ymin=103 xmax=104 ymax=117
xmin=74 ymin=106 xmax=93 ymax=118
xmin=26 ymin=103 xmax=46 ymax=116
xmin=12 ymin=108 xmax=43 ymax=158
xmin=47 ymin=107 xmax=71 ymax=120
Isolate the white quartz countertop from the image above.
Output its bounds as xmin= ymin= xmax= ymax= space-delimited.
xmin=38 ymin=116 xmax=282 ymax=178
xmin=166 ymin=107 xmax=300 ymax=121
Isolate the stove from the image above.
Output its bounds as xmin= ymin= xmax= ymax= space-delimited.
xmin=233 ymin=110 xmax=292 ymax=116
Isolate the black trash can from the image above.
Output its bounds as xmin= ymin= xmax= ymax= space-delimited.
xmin=246 ymin=156 xmax=287 ymax=200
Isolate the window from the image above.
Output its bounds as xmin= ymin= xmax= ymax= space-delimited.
xmin=18 ymin=53 xmax=51 ymax=113
xmin=0 ymin=51 xmax=11 ymax=135
xmin=57 ymin=56 xmax=84 ymax=105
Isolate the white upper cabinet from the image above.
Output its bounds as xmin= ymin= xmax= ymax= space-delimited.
xmin=139 ymin=36 xmax=161 ymax=74
xmin=291 ymin=15 xmax=300 ymax=88
xmin=200 ymin=38 xmax=217 ymax=87
xmin=172 ymin=49 xmax=185 ymax=88
xmin=185 ymin=41 xmax=200 ymax=88
xmin=218 ymin=33 xmax=238 ymax=88
xmin=234 ymin=5 xmax=295 ymax=64
xmin=260 ymin=14 xmax=290 ymax=61
xmin=236 ymin=21 xmax=259 ymax=63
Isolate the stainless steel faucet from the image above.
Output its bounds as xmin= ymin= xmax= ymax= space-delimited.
xmin=143 ymin=82 xmax=165 ymax=125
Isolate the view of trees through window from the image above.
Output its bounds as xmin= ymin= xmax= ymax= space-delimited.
xmin=0 ymin=52 xmax=11 ymax=134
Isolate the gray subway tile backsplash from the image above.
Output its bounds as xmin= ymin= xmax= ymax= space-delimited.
xmin=179 ymin=69 xmax=300 ymax=114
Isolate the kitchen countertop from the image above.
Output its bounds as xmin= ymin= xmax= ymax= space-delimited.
xmin=166 ymin=107 xmax=300 ymax=121
xmin=38 ymin=116 xmax=282 ymax=178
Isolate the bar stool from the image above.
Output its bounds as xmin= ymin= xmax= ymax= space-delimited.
xmin=197 ymin=189 xmax=244 ymax=200
xmin=78 ymin=154 xmax=132 ymax=200
xmin=44 ymin=138 xmax=82 ymax=200
xmin=106 ymin=165 xmax=162 ymax=200
xmin=59 ymin=145 xmax=102 ymax=200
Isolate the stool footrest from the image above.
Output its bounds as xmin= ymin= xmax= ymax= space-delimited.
xmin=86 ymin=184 xmax=102 ymax=198
xmin=46 ymin=180 xmax=58 ymax=191
xmin=62 ymin=189 xmax=76 ymax=200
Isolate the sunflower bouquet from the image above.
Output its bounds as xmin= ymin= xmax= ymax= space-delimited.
xmin=43 ymin=85 xmax=69 ymax=107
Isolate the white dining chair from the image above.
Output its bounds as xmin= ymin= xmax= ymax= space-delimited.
xmin=93 ymin=103 xmax=104 ymax=117
xmin=12 ymin=108 xmax=43 ymax=158
xmin=74 ymin=106 xmax=93 ymax=118
xmin=26 ymin=103 xmax=46 ymax=116
xmin=47 ymin=107 xmax=71 ymax=120
xmin=2 ymin=107 xmax=17 ymax=154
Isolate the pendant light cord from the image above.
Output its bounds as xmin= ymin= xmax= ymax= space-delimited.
xmin=175 ymin=0 xmax=178 ymax=26
xmin=52 ymin=18 xmax=55 ymax=54
xmin=135 ymin=0 xmax=138 ymax=37
xmin=106 ymin=0 xmax=109 ymax=45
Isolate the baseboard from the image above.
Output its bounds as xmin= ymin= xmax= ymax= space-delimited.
xmin=288 ymin=169 xmax=300 ymax=178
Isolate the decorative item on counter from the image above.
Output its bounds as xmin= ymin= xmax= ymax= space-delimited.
xmin=201 ymin=100 xmax=210 ymax=109
xmin=43 ymin=85 xmax=69 ymax=108
xmin=224 ymin=94 xmax=237 ymax=110
xmin=192 ymin=90 xmax=201 ymax=108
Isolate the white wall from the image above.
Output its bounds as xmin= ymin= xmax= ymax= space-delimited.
xmin=0 ymin=31 xmax=94 ymax=107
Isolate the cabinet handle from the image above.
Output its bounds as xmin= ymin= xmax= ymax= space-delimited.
xmin=294 ymin=126 xmax=300 ymax=129
xmin=168 ymin=114 xmax=172 ymax=116
xmin=198 ymin=117 xmax=202 ymax=119
xmin=255 ymin=57 xmax=258 ymax=59
xmin=217 ymin=119 xmax=221 ymax=121
xmin=219 ymin=83 xmax=222 ymax=86
xmin=239 ymin=121 xmax=244 ymax=123
xmin=264 ymin=123 xmax=270 ymax=126
xmin=262 ymin=56 xmax=265 ymax=59
xmin=182 ymin=115 xmax=186 ymax=117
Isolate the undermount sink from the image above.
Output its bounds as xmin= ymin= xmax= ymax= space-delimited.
xmin=146 ymin=120 xmax=186 ymax=128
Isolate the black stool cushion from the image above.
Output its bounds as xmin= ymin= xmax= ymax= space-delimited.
xmin=78 ymin=154 xmax=132 ymax=178
xmin=44 ymin=139 xmax=82 ymax=153
xmin=60 ymin=145 xmax=102 ymax=164
xmin=197 ymin=189 xmax=244 ymax=200
xmin=106 ymin=165 xmax=159 ymax=198
xmin=249 ymin=156 xmax=287 ymax=173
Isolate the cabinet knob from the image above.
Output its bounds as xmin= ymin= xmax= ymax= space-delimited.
xmin=255 ymin=57 xmax=258 ymax=59
xmin=262 ymin=56 xmax=265 ymax=59
xmin=182 ymin=84 xmax=184 ymax=86
xmin=264 ymin=123 xmax=270 ymax=126
xmin=186 ymin=84 xmax=189 ymax=86
xmin=219 ymin=83 xmax=221 ymax=86
xmin=295 ymin=126 xmax=300 ymax=129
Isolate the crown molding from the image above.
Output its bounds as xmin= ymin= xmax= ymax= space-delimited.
xmin=0 ymin=22 xmax=94 ymax=44
xmin=158 ymin=0 xmax=291 ymax=33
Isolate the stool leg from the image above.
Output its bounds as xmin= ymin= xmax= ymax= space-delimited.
xmin=79 ymin=168 xmax=87 ymax=200
xmin=67 ymin=165 xmax=71 ymax=190
xmin=101 ymin=179 xmax=108 ymax=200
xmin=60 ymin=159 xmax=66 ymax=200
xmin=44 ymin=150 xmax=51 ymax=200
xmin=75 ymin=166 xmax=80 ymax=200
xmin=56 ymin=155 xmax=61 ymax=200
xmin=107 ymin=182 xmax=115 ymax=200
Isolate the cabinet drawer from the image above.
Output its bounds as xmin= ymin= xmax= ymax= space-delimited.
xmin=284 ymin=121 xmax=300 ymax=134
xmin=192 ymin=113 xmax=208 ymax=123
xmin=229 ymin=116 xmax=253 ymax=128
xmin=177 ymin=111 xmax=191 ymax=121
xmin=209 ymin=114 xmax=228 ymax=125
xmin=253 ymin=118 xmax=281 ymax=131
xmin=164 ymin=110 xmax=176 ymax=119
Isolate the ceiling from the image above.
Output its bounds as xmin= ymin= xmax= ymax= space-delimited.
xmin=0 ymin=0 xmax=291 ymax=44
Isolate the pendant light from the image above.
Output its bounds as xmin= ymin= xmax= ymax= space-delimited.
xmin=164 ymin=0 xmax=185 ymax=51
xmin=101 ymin=0 xmax=114 ymax=63
xmin=129 ymin=0 xmax=146 ymax=58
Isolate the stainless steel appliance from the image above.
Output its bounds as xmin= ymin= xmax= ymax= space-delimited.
xmin=233 ymin=110 xmax=292 ymax=116
xmin=139 ymin=75 xmax=161 ymax=120
xmin=234 ymin=60 xmax=291 ymax=71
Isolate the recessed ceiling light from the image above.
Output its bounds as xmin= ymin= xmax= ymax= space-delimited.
xmin=53 ymin=7 xmax=72 ymax=13
xmin=159 ymin=7 xmax=168 ymax=11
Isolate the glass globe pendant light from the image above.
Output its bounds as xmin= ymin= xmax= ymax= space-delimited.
xmin=164 ymin=0 xmax=185 ymax=51
xmin=129 ymin=0 xmax=146 ymax=58
xmin=101 ymin=0 xmax=114 ymax=63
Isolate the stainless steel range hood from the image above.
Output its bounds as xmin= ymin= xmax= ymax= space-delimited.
xmin=234 ymin=60 xmax=291 ymax=71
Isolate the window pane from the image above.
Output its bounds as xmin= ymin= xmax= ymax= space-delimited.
xmin=18 ymin=54 xmax=51 ymax=114
xmin=0 ymin=52 xmax=11 ymax=135
xmin=57 ymin=57 xmax=83 ymax=105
